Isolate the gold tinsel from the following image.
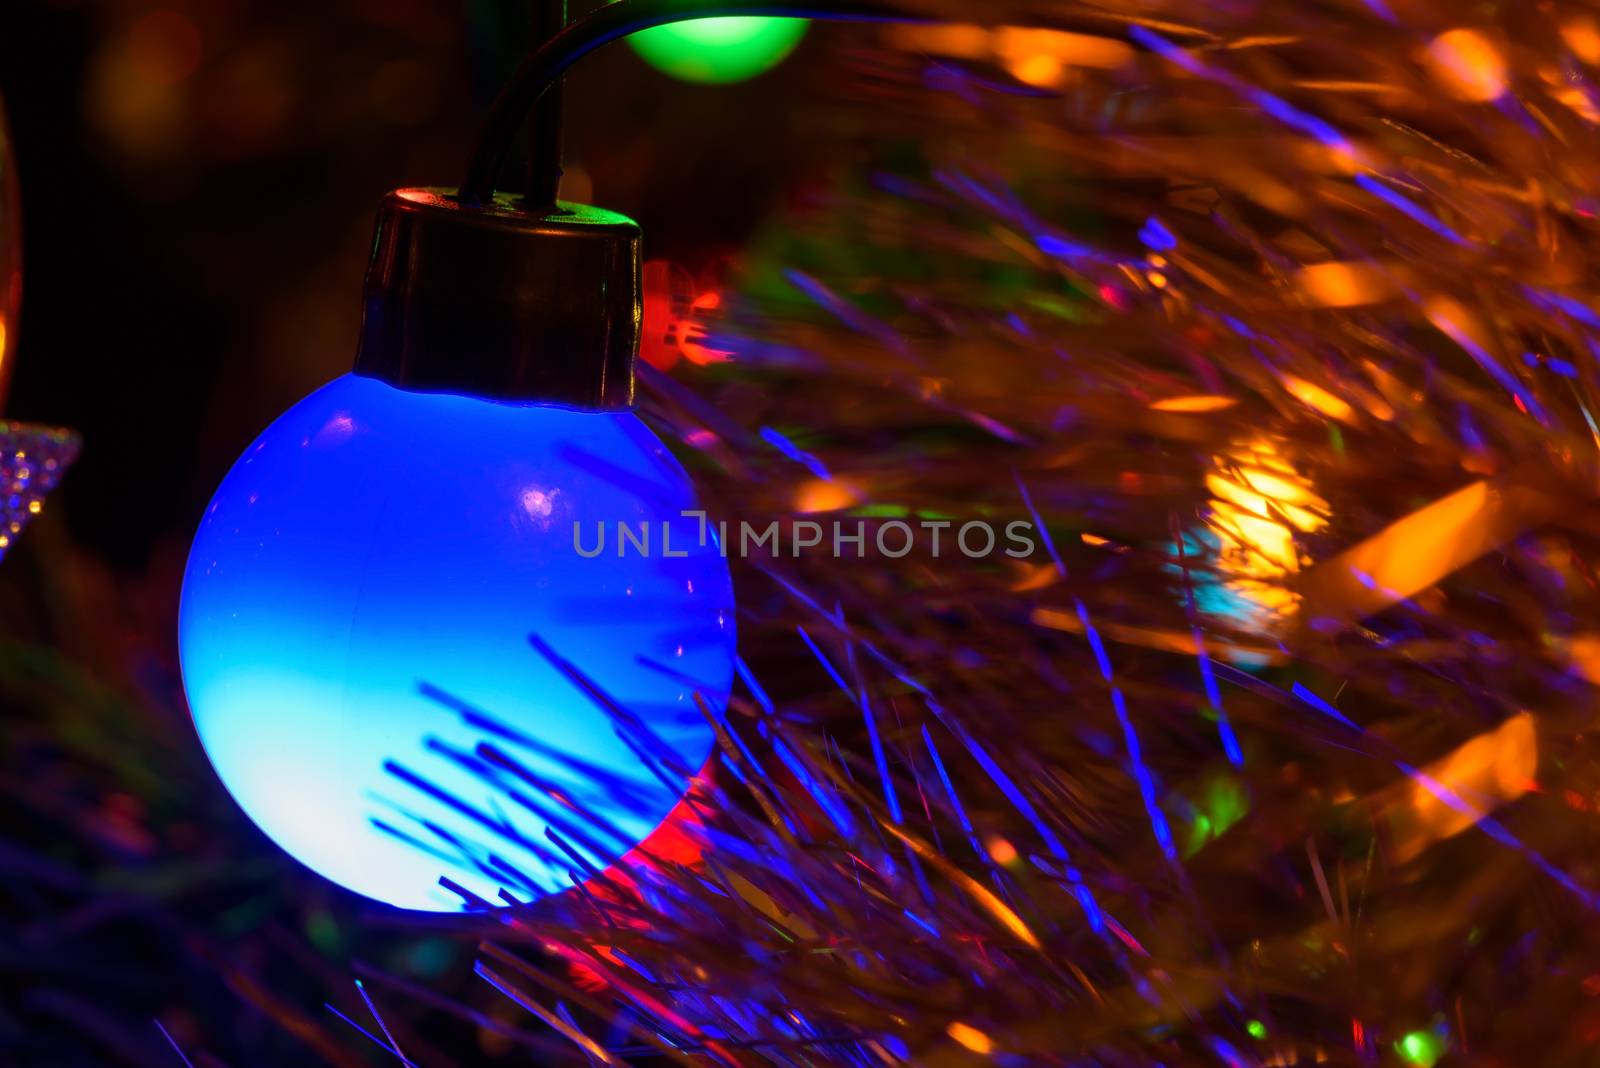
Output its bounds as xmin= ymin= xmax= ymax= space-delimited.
xmin=476 ymin=3 xmax=1600 ymax=1064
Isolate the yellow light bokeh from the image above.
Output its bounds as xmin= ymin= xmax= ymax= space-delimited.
xmin=886 ymin=24 xmax=1133 ymax=90
xmin=1202 ymin=438 xmax=1328 ymax=625
xmin=1564 ymin=17 xmax=1600 ymax=65
xmin=1426 ymin=29 xmax=1508 ymax=102
xmin=1150 ymin=395 xmax=1238 ymax=413
xmin=793 ymin=478 xmax=862 ymax=514
xmin=1281 ymin=374 xmax=1359 ymax=423
xmin=1383 ymin=712 xmax=1537 ymax=863
xmin=1292 ymin=261 xmax=1396 ymax=308
xmin=947 ymin=1022 xmax=995 ymax=1054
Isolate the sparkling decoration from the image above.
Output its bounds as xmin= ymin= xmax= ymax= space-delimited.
xmin=0 ymin=102 xmax=19 ymax=408
xmin=20 ymin=2 xmax=1600 ymax=1064
xmin=0 ymin=101 xmax=77 ymax=559
xmin=0 ymin=423 xmax=80 ymax=558
xmin=627 ymin=17 xmax=808 ymax=84
xmin=178 ymin=374 xmax=735 ymax=911
xmin=406 ymin=5 xmax=1600 ymax=1063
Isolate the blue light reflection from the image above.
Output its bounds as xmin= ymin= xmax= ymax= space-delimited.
xmin=180 ymin=374 xmax=735 ymax=910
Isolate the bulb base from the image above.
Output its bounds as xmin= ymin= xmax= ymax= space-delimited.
xmin=355 ymin=188 xmax=640 ymax=408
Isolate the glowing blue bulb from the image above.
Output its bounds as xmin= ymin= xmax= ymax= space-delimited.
xmin=179 ymin=374 xmax=735 ymax=911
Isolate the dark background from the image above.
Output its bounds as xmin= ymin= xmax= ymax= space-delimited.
xmin=0 ymin=0 xmax=834 ymax=630
xmin=0 ymin=7 xmax=857 ymax=1061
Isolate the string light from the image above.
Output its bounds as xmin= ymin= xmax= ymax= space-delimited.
xmin=628 ymin=17 xmax=808 ymax=84
xmin=179 ymin=192 xmax=737 ymax=910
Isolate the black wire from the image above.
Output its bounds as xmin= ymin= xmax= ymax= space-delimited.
xmin=460 ymin=0 xmax=926 ymax=205
xmin=524 ymin=0 xmax=568 ymax=208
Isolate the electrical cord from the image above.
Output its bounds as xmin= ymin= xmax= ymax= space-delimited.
xmin=463 ymin=0 xmax=926 ymax=206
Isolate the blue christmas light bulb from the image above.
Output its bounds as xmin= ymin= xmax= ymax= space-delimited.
xmin=179 ymin=190 xmax=735 ymax=910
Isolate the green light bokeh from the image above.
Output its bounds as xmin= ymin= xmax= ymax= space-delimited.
xmin=1396 ymin=1030 xmax=1448 ymax=1067
xmin=627 ymin=17 xmax=809 ymax=84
